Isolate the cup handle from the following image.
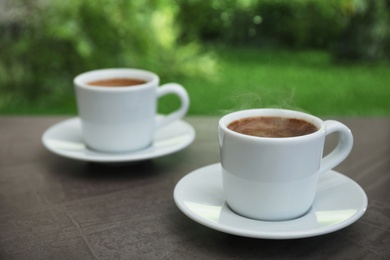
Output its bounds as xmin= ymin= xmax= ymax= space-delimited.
xmin=320 ymin=120 xmax=353 ymax=174
xmin=156 ymin=83 xmax=189 ymax=129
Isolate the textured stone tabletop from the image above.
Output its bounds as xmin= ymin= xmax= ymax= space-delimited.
xmin=0 ymin=116 xmax=389 ymax=259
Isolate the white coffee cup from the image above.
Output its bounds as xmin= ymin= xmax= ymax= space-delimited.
xmin=74 ymin=68 xmax=189 ymax=153
xmin=218 ymin=108 xmax=353 ymax=221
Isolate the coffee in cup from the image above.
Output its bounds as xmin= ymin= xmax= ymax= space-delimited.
xmin=87 ymin=78 xmax=146 ymax=87
xmin=74 ymin=68 xmax=189 ymax=153
xmin=219 ymin=108 xmax=353 ymax=221
xmin=227 ymin=116 xmax=318 ymax=138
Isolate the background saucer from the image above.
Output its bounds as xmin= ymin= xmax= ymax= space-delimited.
xmin=42 ymin=116 xmax=195 ymax=162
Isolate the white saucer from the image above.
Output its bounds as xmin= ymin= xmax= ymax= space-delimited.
xmin=174 ymin=163 xmax=367 ymax=239
xmin=42 ymin=116 xmax=195 ymax=162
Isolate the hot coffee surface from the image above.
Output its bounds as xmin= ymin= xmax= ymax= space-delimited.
xmin=227 ymin=116 xmax=318 ymax=138
xmin=88 ymin=78 xmax=146 ymax=87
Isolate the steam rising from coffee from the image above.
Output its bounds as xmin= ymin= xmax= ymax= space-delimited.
xmin=217 ymin=87 xmax=305 ymax=115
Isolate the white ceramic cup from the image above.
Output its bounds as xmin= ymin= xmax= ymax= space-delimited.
xmin=218 ymin=108 xmax=353 ymax=221
xmin=74 ymin=68 xmax=189 ymax=153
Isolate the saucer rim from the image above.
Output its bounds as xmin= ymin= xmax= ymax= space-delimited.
xmin=42 ymin=116 xmax=195 ymax=162
xmin=174 ymin=163 xmax=368 ymax=239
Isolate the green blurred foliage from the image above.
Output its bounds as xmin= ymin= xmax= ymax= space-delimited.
xmin=334 ymin=0 xmax=390 ymax=61
xmin=0 ymin=0 xmax=215 ymax=110
xmin=176 ymin=0 xmax=390 ymax=58
xmin=0 ymin=0 xmax=389 ymax=114
xmin=177 ymin=0 xmax=347 ymax=48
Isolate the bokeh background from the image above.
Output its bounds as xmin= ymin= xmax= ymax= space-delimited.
xmin=1 ymin=0 xmax=389 ymax=116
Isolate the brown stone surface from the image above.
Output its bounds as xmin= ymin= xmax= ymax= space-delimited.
xmin=0 ymin=116 xmax=389 ymax=259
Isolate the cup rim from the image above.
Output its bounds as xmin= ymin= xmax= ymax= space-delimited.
xmin=219 ymin=108 xmax=325 ymax=141
xmin=74 ymin=68 xmax=159 ymax=92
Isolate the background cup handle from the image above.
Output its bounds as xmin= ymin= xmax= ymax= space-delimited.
xmin=156 ymin=83 xmax=189 ymax=129
xmin=320 ymin=120 xmax=354 ymax=174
